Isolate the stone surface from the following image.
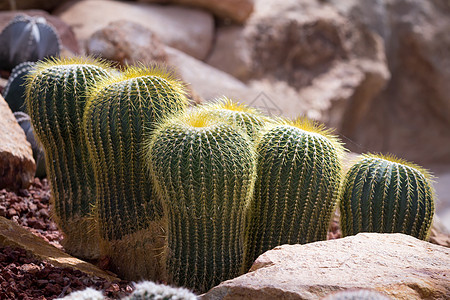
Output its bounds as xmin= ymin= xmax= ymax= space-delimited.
xmin=86 ymin=20 xmax=168 ymax=66
xmin=0 ymin=216 xmax=118 ymax=282
xmin=0 ymin=10 xmax=80 ymax=55
xmin=206 ymin=0 xmax=390 ymax=128
xmin=328 ymin=0 xmax=450 ymax=166
xmin=55 ymin=0 xmax=214 ymax=60
xmin=0 ymin=0 xmax=68 ymax=11
xmin=138 ymin=0 xmax=254 ymax=24
xmin=202 ymin=233 xmax=450 ymax=300
xmin=0 ymin=95 xmax=35 ymax=190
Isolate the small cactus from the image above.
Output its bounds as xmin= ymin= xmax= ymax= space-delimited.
xmin=25 ymin=57 xmax=112 ymax=259
xmin=14 ymin=112 xmax=46 ymax=178
xmin=127 ymin=281 xmax=197 ymax=300
xmin=339 ymin=154 xmax=435 ymax=240
xmin=199 ymin=97 xmax=268 ymax=141
xmin=0 ymin=15 xmax=61 ymax=71
xmin=244 ymin=118 xmax=344 ymax=270
xmin=146 ymin=110 xmax=257 ymax=292
xmin=84 ymin=65 xmax=188 ymax=280
xmin=322 ymin=289 xmax=391 ymax=300
xmin=57 ymin=288 xmax=105 ymax=300
xmin=3 ymin=61 xmax=36 ymax=112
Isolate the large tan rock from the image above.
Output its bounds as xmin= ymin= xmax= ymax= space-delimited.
xmin=328 ymin=0 xmax=450 ymax=166
xmin=86 ymin=20 xmax=168 ymax=66
xmin=202 ymin=233 xmax=450 ymax=300
xmin=206 ymin=0 xmax=390 ymax=126
xmin=138 ymin=0 xmax=254 ymax=24
xmin=0 ymin=216 xmax=117 ymax=282
xmin=55 ymin=0 xmax=214 ymax=60
xmin=0 ymin=95 xmax=35 ymax=190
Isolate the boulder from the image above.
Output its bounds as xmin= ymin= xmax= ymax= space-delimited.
xmin=0 ymin=0 xmax=68 ymax=11
xmin=86 ymin=20 xmax=168 ymax=67
xmin=202 ymin=233 xmax=450 ymax=299
xmin=0 ymin=10 xmax=80 ymax=55
xmin=328 ymin=0 xmax=450 ymax=165
xmin=0 ymin=216 xmax=118 ymax=282
xmin=0 ymin=95 xmax=35 ymax=190
xmin=205 ymin=0 xmax=390 ymax=127
xmin=55 ymin=0 xmax=214 ymax=60
xmin=137 ymin=0 xmax=254 ymax=24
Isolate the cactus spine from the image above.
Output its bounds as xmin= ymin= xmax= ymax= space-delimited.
xmin=127 ymin=281 xmax=197 ymax=300
xmin=83 ymin=65 xmax=188 ymax=281
xmin=339 ymin=154 xmax=435 ymax=240
xmin=25 ymin=57 xmax=111 ymax=259
xmin=3 ymin=61 xmax=36 ymax=112
xmin=200 ymin=97 xmax=268 ymax=141
xmin=244 ymin=118 xmax=344 ymax=270
xmin=0 ymin=15 xmax=60 ymax=71
xmin=146 ymin=110 xmax=256 ymax=292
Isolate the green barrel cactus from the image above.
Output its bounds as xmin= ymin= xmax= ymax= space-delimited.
xmin=339 ymin=154 xmax=435 ymax=240
xmin=25 ymin=57 xmax=111 ymax=259
xmin=0 ymin=15 xmax=61 ymax=71
xmin=244 ymin=118 xmax=344 ymax=270
xmin=199 ymin=97 xmax=268 ymax=141
xmin=3 ymin=61 xmax=36 ymax=112
xmin=83 ymin=65 xmax=188 ymax=281
xmin=146 ymin=110 xmax=257 ymax=292
xmin=127 ymin=281 xmax=197 ymax=300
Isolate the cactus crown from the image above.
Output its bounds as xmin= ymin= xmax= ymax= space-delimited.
xmin=0 ymin=14 xmax=61 ymax=71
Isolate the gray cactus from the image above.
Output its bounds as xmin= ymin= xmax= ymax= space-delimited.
xmin=3 ymin=61 xmax=36 ymax=112
xmin=0 ymin=15 xmax=61 ymax=71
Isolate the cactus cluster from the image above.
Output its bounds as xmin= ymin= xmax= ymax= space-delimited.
xmin=84 ymin=65 xmax=188 ymax=280
xmin=339 ymin=154 xmax=435 ymax=240
xmin=24 ymin=55 xmax=435 ymax=294
xmin=0 ymin=15 xmax=60 ymax=71
xmin=146 ymin=110 xmax=256 ymax=291
xmin=244 ymin=118 xmax=344 ymax=270
xmin=25 ymin=57 xmax=112 ymax=259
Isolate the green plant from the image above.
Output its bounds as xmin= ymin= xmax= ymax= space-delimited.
xmin=244 ymin=118 xmax=344 ymax=270
xmin=83 ymin=65 xmax=188 ymax=281
xmin=127 ymin=281 xmax=197 ymax=300
xmin=339 ymin=154 xmax=435 ymax=240
xmin=199 ymin=97 xmax=268 ymax=141
xmin=146 ymin=110 xmax=257 ymax=292
xmin=3 ymin=61 xmax=36 ymax=112
xmin=0 ymin=15 xmax=60 ymax=71
xmin=25 ymin=57 xmax=111 ymax=259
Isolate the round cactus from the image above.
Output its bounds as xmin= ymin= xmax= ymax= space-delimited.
xmin=339 ymin=154 xmax=435 ymax=240
xmin=127 ymin=281 xmax=197 ymax=300
xmin=244 ymin=118 xmax=345 ymax=270
xmin=0 ymin=15 xmax=61 ymax=71
xmin=25 ymin=57 xmax=112 ymax=259
xmin=199 ymin=97 xmax=268 ymax=141
xmin=3 ymin=61 xmax=36 ymax=112
xmin=83 ymin=65 xmax=188 ymax=281
xmin=146 ymin=110 xmax=257 ymax=292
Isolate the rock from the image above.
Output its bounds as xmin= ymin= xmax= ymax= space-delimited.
xmin=328 ymin=0 xmax=450 ymax=165
xmin=55 ymin=0 xmax=214 ymax=60
xmin=86 ymin=20 xmax=168 ymax=67
xmin=202 ymin=233 xmax=450 ymax=300
xmin=0 ymin=216 xmax=118 ymax=282
xmin=205 ymin=0 xmax=390 ymax=127
xmin=0 ymin=95 xmax=35 ymax=190
xmin=0 ymin=0 xmax=68 ymax=11
xmin=0 ymin=10 xmax=80 ymax=55
xmin=137 ymin=0 xmax=254 ymax=24
xmin=433 ymin=168 xmax=450 ymax=233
